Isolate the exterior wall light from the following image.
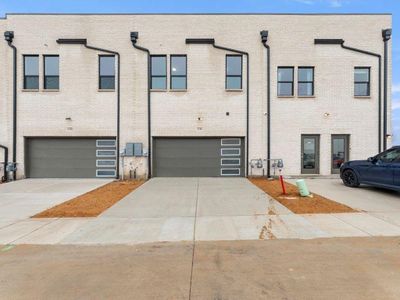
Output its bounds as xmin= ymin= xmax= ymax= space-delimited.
xmin=4 ymin=31 xmax=14 ymax=42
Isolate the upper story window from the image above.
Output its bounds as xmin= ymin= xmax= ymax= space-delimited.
xmin=354 ymin=67 xmax=370 ymax=96
xmin=151 ymin=55 xmax=167 ymax=90
xmin=44 ymin=55 xmax=59 ymax=90
xmin=170 ymin=55 xmax=187 ymax=90
xmin=298 ymin=67 xmax=314 ymax=97
xmin=23 ymin=55 xmax=39 ymax=89
xmin=226 ymin=55 xmax=242 ymax=90
xmin=99 ymin=55 xmax=115 ymax=90
xmin=277 ymin=67 xmax=294 ymax=96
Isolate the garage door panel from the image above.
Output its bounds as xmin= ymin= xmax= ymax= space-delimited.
xmin=153 ymin=138 xmax=244 ymax=177
xmin=26 ymin=138 xmax=115 ymax=178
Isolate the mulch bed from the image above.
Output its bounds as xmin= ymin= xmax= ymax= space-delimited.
xmin=33 ymin=180 xmax=145 ymax=218
xmin=250 ymin=178 xmax=356 ymax=214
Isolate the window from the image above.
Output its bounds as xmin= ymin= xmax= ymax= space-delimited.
xmin=221 ymin=168 xmax=240 ymax=176
xmin=44 ymin=55 xmax=59 ymax=89
xmin=96 ymin=160 xmax=116 ymax=167
xmin=298 ymin=67 xmax=314 ymax=96
xmin=221 ymin=158 xmax=241 ymax=166
xmin=170 ymin=55 xmax=187 ymax=89
xmin=221 ymin=148 xmax=241 ymax=156
xmin=226 ymin=55 xmax=242 ymax=89
xmin=221 ymin=138 xmax=241 ymax=146
xmin=96 ymin=149 xmax=116 ymax=157
xmin=99 ymin=55 xmax=115 ymax=90
xmin=376 ymin=148 xmax=400 ymax=163
xmin=96 ymin=140 xmax=116 ymax=147
xmin=96 ymin=169 xmax=116 ymax=177
xmin=354 ymin=67 xmax=370 ymax=96
xmin=151 ymin=55 xmax=167 ymax=89
xmin=277 ymin=67 xmax=294 ymax=96
xmin=24 ymin=55 xmax=39 ymax=89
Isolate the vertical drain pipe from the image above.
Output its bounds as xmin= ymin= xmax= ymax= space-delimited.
xmin=4 ymin=31 xmax=17 ymax=180
xmin=56 ymin=38 xmax=121 ymax=179
xmin=382 ymin=29 xmax=392 ymax=150
xmin=0 ymin=145 xmax=8 ymax=182
xmin=260 ymin=31 xmax=271 ymax=178
xmin=130 ymin=32 xmax=152 ymax=178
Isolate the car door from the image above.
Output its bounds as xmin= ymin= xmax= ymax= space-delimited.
xmin=361 ymin=148 xmax=400 ymax=187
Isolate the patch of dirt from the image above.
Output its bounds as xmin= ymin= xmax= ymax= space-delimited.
xmin=33 ymin=180 xmax=145 ymax=218
xmin=250 ymin=178 xmax=356 ymax=214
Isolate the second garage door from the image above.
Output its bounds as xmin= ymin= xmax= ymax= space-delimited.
xmin=26 ymin=137 xmax=117 ymax=178
xmin=153 ymin=137 xmax=244 ymax=177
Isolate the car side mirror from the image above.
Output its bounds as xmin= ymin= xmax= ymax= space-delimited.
xmin=367 ymin=157 xmax=376 ymax=163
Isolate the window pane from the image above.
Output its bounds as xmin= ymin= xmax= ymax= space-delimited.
xmin=151 ymin=77 xmax=167 ymax=89
xmin=44 ymin=76 xmax=59 ymax=89
xmin=171 ymin=77 xmax=186 ymax=89
xmin=354 ymin=68 xmax=369 ymax=82
xmin=332 ymin=138 xmax=345 ymax=169
xmin=298 ymin=82 xmax=313 ymax=96
xmin=24 ymin=56 xmax=39 ymax=76
xmin=100 ymin=56 xmax=115 ymax=76
xmin=278 ymin=68 xmax=293 ymax=82
xmin=303 ymin=138 xmax=316 ymax=169
xmin=100 ymin=76 xmax=115 ymax=89
xmin=278 ymin=82 xmax=293 ymax=96
xmin=226 ymin=76 xmax=241 ymax=89
xmin=171 ymin=56 xmax=186 ymax=76
xmin=355 ymin=83 xmax=369 ymax=96
xmin=298 ymin=68 xmax=313 ymax=82
xmin=151 ymin=56 xmax=166 ymax=76
xmin=379 ymin=149 xmax=400 ymax=163
xmin=25 ymin=76 xmax=39 ymax=89
xmin=226 ymin=56 xmax=242 ymax=76
xmin=45 ymin=56 xmax=59 ymax=76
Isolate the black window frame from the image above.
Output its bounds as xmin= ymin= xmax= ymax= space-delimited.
xmin=170 ymin=55 xmax=187 ymax=90
xmin=43 ymin=55 xmax=60 ymax=90
xmin=354 ymin=67 xmax=371 ymax=97
xmin=23 ymin=54 xmax=39 ymax=90
xmin=151 ymin=55 xmax=167 ymax=90
xmin=99 ymin=55 xmax=116 ymax=90
xmin=298 ymin=66 xmax=314 ymax=97
xmin=277 ymin=66 xmax=294 ymax=97
xmin=225 ymin=54 xmax=243 ymax=90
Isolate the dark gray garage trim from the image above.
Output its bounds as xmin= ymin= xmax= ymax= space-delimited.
xmin=25 ymin=137 xmax=116 ymax=178
xmin=153 ymin=137 xmax=244 ymax=177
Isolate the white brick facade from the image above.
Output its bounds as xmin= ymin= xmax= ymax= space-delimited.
xmin=0 ymin=14 xmax=392 ymax=179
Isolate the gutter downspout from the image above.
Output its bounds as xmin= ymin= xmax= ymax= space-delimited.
xmin=4 ymin=31 xmax=17 ymax=180
xmin=260 ymin=31 xmax=271 ymax=178
xmin=212 ymin=44 xmax=250 ymax=177
xmin=314 ymin=39 xmax=382 ymax=153
xmin=382 ymin=29 xmax=392 ymax=150
xmin=340 ymin=43 xmax=382 ymax=153
xmin=130 ymin=32 xmax=152 ymax=178
xmin=0 ymin=145 xmax=8 ymax=182
xmin=83 ymin=45 xmax=120 ymax=179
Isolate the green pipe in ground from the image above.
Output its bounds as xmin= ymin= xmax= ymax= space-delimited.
xmin=296 ymin=179 xmax=310 ymax=197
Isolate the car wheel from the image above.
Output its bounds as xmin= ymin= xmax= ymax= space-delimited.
xmin=342 ymin=169 xmax=360 ymax=187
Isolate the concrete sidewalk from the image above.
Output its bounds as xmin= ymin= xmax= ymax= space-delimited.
xmin=1 ymin=237 xmax=400 ymax=299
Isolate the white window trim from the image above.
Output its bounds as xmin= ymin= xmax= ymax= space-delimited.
xmin=221 ymin=148 xmax=241 ymax=156
xmin=221 ymin=138 xmax=241 ymax=146
xmin=220 ymin=168 xmax=241 ymax=176
xmin=96 ymin=139 xmax=116 ymax=148
xmin=96 ymin=149 xmax=116 ymax=157
xmin=96 ymin=169 xmax=116 ymax=177
xmin=221 ymin=158 xmax=241 ymax=166
xmin=96 ymin=159 xmax=116 ymax=168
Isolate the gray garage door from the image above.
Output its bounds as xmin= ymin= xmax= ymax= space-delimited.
xmin=153 ymin=137 xmax=244 ymax=177
xmin=26 ymin=138 xmax=117 ymax=178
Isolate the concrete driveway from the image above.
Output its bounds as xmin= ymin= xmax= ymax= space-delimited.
xmin=0 ymin=179 xmax=111 ymax=223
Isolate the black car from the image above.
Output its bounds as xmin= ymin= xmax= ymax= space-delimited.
xmin=340 ymin=146 xmax=400 ymax=192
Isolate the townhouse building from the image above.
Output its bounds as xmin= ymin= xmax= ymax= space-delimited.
xmin=0 ymin=13 xmax=392 ymax=180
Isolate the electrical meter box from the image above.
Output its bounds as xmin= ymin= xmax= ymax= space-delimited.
xmin=125 ymin=143 xmax=143 ymax=157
